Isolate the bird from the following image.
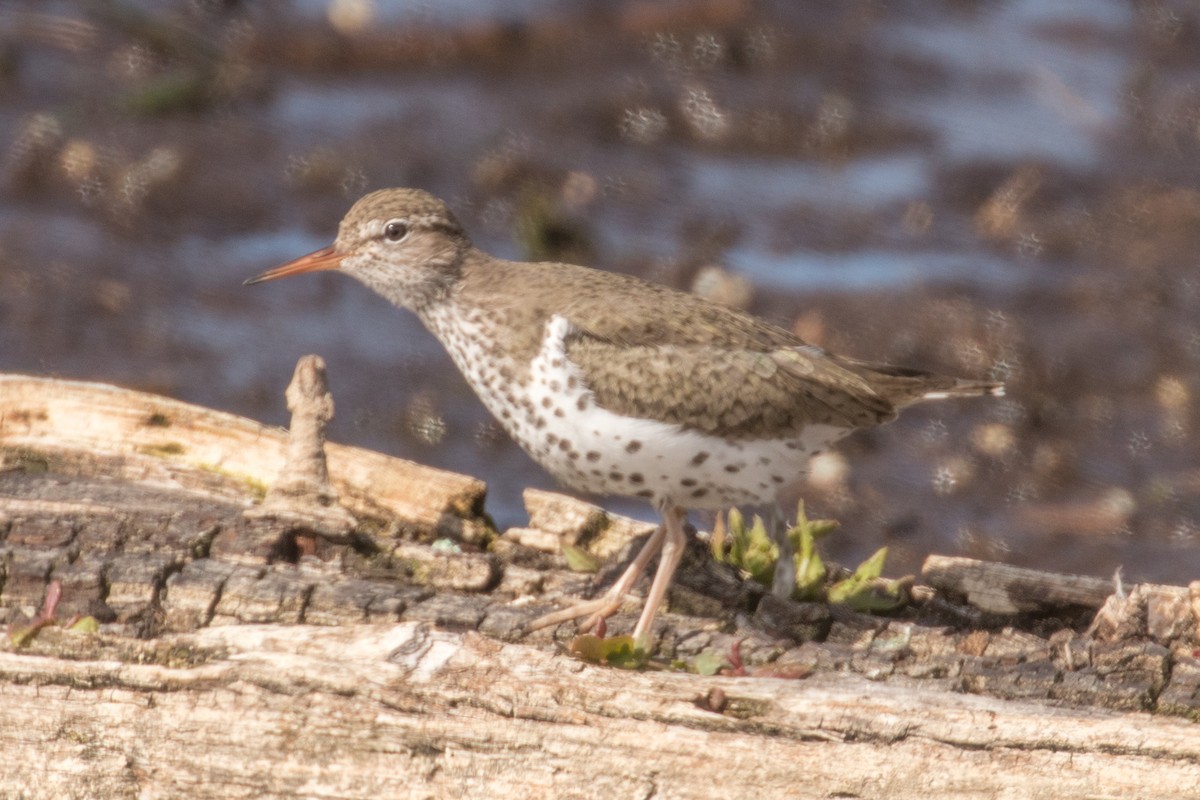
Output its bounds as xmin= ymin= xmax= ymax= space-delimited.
xmin=246 ymin=187 xmax=1003 ymax=644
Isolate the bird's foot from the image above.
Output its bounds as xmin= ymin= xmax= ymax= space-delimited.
xmin=527 ymin=589 xmax=630 ymax=634
xmin=525 ymin=520 xmax=668 ymax=636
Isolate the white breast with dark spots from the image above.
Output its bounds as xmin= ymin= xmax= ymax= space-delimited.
xmin=433 ymin=311 xmax=848 ymax=509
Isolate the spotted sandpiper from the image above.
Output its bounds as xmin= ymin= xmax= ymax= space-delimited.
xmin=247 ymin=188 xmax=1002 ymax=643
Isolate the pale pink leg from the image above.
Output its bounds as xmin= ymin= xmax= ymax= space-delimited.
xmin=527 ymin=521 xmax=666 ymax=633
xmin=632 ymin=506 xmax=686 ymax=642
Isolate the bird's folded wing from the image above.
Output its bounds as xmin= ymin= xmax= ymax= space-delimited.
xmin=564 ymin=332 xmax=897 ymax=440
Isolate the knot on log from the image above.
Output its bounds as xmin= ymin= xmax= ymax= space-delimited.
xmin=244 ymin=355 xmax=355 ymax=539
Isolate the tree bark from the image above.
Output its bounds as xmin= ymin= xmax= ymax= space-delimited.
xmin=3 ymin=622 xmax=1199 ymax=800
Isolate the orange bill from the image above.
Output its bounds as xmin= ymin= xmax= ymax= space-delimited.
xmin=244 ymin=245 xmax=343 ymax=285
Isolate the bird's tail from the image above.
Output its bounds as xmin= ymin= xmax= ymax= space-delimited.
xmin=885 ymin=374 xmax=1004 ymax=408
xmin=837 ymin=356 xmax=1005 ymax=408
xmin=917 ymin=379 xmax=1006 ymax=401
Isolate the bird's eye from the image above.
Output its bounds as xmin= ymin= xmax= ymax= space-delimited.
xmin=383 ymin=220 xmax=409 ymax=242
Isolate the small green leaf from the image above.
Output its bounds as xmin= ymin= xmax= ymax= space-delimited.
xmin=562 ymin=544 xmax=600 ymax=573
xmin=568 ymin=634 xmax=647 ymax=668
xmin=792 ymin=533 xmax=827 ymax=601
xmin=785 ymin=501 xmax=834 ymax=600
xmin=710 ymin=512 xmax=728 ymax=563
xmin=827 ymin=547 xmax=908 ymax=611
xmin=738 ymin=514 xmax=778 ymax=586
xmin=849 ymin=578 xmax=910 ymax=612
xmin=691 ymin=650 xmax=728 ymax=676
xmin=854 ymin=546 xmax=888 ymax=582
xmin=8 ymin=618 xmax=53 ymax=648
xmin=566 ymin=633 xmax=607 ymax=662
xmin=786 ymin=500 xmax=839 ymax=550
xmin=726 ymin=507 xmax=747 ymax=565
xmin=67 ymin=616 xmax=100 ymax=634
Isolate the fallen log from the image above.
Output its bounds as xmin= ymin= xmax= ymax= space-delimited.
xmin=1 ymin=367 xmax=1197 ymax=800
xmin=3 ymin=622 xmax=1199 ymax=800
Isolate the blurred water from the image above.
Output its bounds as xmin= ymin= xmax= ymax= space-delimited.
xmin=882 ymin=0 xmax=1132 ymax=166
xmin=729 ymin=247 xmax=1020 ymax=292
xmin=1 ymin=0 xmax=1198 ymax=583
xmin=692 ymin=154 xmax=930 ymax=212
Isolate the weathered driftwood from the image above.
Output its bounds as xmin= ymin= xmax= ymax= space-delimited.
xmin=923 ymin=554 xmax=1127 ymax=614
xmin=507 ymin=487 xmax=656 ymax=558
xmin=2 ymin=371 xmax=1199 ymax=800
xmin=3 ymin=622 xmax=1199 ymax=800
xmin=0 ymin=373 xmax=491 ymax=542
xmin=923 ymin=554 xmax=1200 ymax=642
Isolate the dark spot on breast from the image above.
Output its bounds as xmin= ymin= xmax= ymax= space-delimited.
xmin=636 ymin=489 xmax=655 ymax=498
xmin=586 ymin=451 xmax=601 ymax=462
xmin=568 ymin=451 xmax=580 ymax=460
xmin=551 ymin=358 xmax=563 ymax=369
xmin=559 ymin=439 xmax=572 ymax=452
xmin=691 ymin=488 xmax=708 ymax=499
xmin=681 ymin=478 xmax=697 ymax=487
xmin=567 ymin=376 xmax=577 ymax=389
xmin=549 ymin=380 xmax=561 ymax=392
xmin=608 ymin=471 xmax=624 ymax=481
xmin=541 ymin=397 xmax=552 ymax=409
xmin=626 ymin=440 xmax=642 ymax=454
xmin=535 ymin=417 xmax=547 ymax=429
xmin=629 ymin=473 xmax=644 ymax=484
xmin=691 ymin=451 xmax=710 ymax=465
xmin=547 ymin=433 xmax=559 ymax=446
xmin=771 ymin=475 xmax=785 ymax=484
xmin=554 ymin=408 xmax=565 ymax=418
xmin=577 ymin=397 xmax=589 ymax=411
xmin=724 ymin=464 xmax=740 ymax=473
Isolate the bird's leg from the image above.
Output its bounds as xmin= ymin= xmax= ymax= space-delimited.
xmin=632 ymin=505 xmax=687 ymax=642
xmin=768 ymin=504 xmax=796 ymax=599
xmin=527 ymin=521 xmax=667 ymax=633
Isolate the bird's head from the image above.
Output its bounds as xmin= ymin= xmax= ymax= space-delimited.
xmin=246 ymin=188 xmax=471 ymax=311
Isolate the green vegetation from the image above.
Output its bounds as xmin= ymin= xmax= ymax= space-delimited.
xmin=713 ymin=501 xmax=908 ymax=612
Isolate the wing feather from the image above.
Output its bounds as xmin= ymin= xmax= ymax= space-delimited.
xmin=564 ymin=329 xmax=896 ymax=439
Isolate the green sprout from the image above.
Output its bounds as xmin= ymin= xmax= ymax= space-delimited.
xmin=714 ymin=501 xmax=908 ymax=612
xmin=567 ymin=634 xmax=648 ymax=669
